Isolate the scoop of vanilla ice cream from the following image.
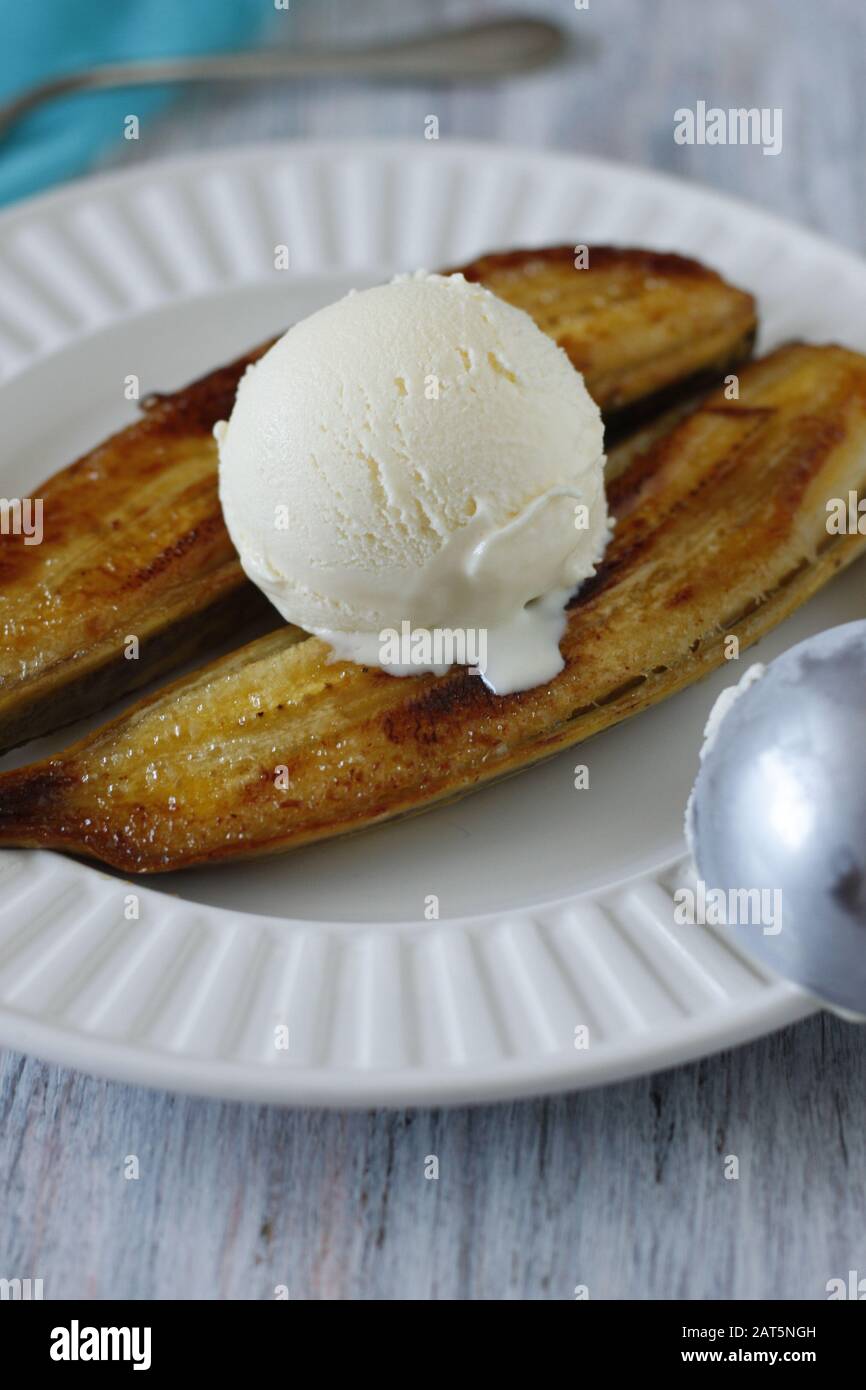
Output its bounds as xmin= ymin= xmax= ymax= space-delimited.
xmin=216 ymin=271 xmax=609 ymax=693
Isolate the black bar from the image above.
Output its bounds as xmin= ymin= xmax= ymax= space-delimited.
xmin=2 ymin=1298 xmax=860 ymax=1371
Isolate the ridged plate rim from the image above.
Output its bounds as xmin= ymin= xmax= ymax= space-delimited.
xmin=0 ymin=138 xmax=839 ymax=1107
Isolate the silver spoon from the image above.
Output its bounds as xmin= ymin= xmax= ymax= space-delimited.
xmin=687 ymin=621 xmax=866 ymax=1016
xmin=0 ymin=17 xmax=567 ymax=144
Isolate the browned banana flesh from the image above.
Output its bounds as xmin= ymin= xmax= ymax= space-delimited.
xmin=453 ymin=245 xmax=757 ymax=433
xmin=0 ymin=346 xmax=275 ymax=756
xmin=1 ymin=343 xmax=861 ymax=874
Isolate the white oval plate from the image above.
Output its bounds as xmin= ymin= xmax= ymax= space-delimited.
xmin=2 ymin=138 xmax=861 ymax=1107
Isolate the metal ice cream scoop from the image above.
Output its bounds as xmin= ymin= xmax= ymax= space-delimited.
xmin=687 ymin=621 xmax=866 ymax=1015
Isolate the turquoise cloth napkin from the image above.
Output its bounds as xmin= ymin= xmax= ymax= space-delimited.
xmin=0 ymin=0 xmax=274 ymax=206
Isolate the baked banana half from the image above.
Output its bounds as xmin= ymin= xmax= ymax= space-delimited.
xmin=1 ymin=342 xmax=862 ymax=874
xmin=0 ymin=246 xmax=755 ymax=756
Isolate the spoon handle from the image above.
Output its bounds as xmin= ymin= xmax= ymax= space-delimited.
xmin=0 ymin=18 xmax=566 ymax=142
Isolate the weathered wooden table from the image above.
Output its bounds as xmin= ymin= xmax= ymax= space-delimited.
xmin=3 ymin=0 xmax=864 ymax=1300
